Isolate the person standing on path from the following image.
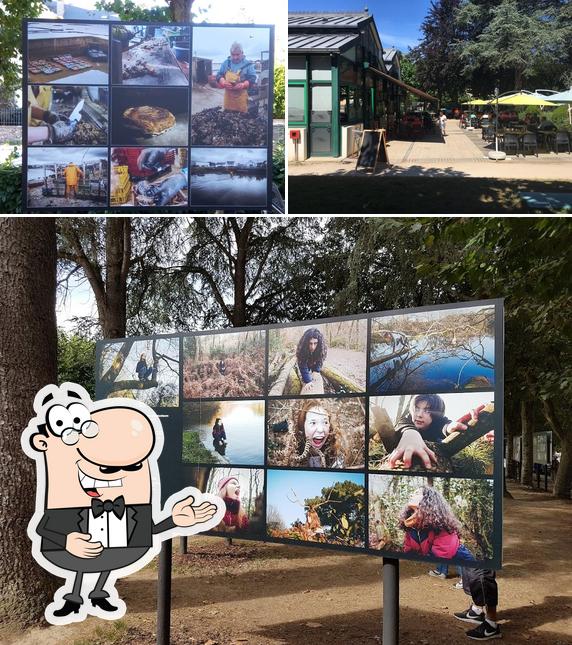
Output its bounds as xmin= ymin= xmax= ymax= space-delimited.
xmin=454 ymin=568 xmax=501 ymax=640
xmin=439 ymin=111 xmax=447 ymax=137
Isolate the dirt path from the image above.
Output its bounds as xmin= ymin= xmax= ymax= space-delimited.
xmin=2 ymin=483 xmax=571 ymax=645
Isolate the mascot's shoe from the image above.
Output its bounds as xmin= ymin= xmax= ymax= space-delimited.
xmin=53 ymin=600 xmax=81 ymax=617
xmin=90 ymin=597 xmax=118 ymax=612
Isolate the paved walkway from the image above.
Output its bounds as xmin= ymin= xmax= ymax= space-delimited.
xmin=289 ymin=125 xmax=572 ymax=181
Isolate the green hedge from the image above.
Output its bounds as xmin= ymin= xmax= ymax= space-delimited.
xmin=0 ymin=165 xmax=22 ymax=214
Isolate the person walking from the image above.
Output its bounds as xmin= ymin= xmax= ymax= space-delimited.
xmin=439 ymin=111 xmax=448 ymax=137
xmin=454 ymin=567 xmax=501 ymax=640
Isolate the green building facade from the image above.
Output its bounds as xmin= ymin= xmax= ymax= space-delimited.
xmin=288 ymin=12 xmax=433 ymax=159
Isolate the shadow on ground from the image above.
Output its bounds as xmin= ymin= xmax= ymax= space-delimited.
xmin=288 ymin=174 xmax=572 ymax=214
xmin=251 ymin=596 xmax=572 ymax=645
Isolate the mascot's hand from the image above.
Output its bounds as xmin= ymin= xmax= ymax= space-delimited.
xmin=66 ymin=532 xmax=103 ymax=558
xmin=171 ymin=495 xmax=219 ymax=527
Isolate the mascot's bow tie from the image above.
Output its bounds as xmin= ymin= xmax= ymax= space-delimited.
xmin=91 ymin=496 xmax=125 ymax=519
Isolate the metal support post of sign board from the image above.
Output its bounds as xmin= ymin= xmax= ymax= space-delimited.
xmin=382 ymin=557 xmax=399 ymax=645
xmin=157 ymin=539 xmax=172 ymax=645
xmin=180 ymin=536 xmax=187 ymax=554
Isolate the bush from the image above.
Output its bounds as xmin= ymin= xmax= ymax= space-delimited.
xmin=273 ymin=65 xmax=285 ymax=119
xmin=0 ymin=149 xmax=22 ymax=213
xmin=550 ymin=105 xmax=571 ymax=130
xmin=57 ymin=331 xmax=96 ymax=397
xmin=272 ymin=141 xmax=285 ymax=196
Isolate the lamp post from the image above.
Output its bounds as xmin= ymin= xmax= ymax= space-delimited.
xmin=489 ymin=85 xmax=506 ymax=160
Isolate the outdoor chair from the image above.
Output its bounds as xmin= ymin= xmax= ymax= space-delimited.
xmin=522 ymin=133 xmax=538 ymax=157
xmin=554 ymin=131 xmax=571 ymax=154
xmin=503 ymin=133 xmax=520 ymax=156
xmin=482 ymin=126 xmax=495 ymax=142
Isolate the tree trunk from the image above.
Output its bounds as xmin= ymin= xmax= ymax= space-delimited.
xmin=0 ymin=218 xmax=58 ymax=626
xmin=514 ymin=66 xmax=525 ymax=92
xmin=231 ymin=219 xmax=253 ymax=328
xmin=554 ymin=441 xmax=572 ymax=499
xmin=102 ymin=218 xmax=130 ymax=338
xmin=170 ymin=0 xmax=193 ymax=22
xmin=520 ymin=400 xmax=534 ymax=486
xmin=542 ymin=399 xmax=571 ymax=499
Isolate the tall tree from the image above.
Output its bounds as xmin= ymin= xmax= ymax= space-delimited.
xmin=0 ymin=0 xmax=44 ymax=104
xmin=0 ymin=218 xmax=58 ymax=626
xmin=456 ymin=0 xmax=569 ymax=93
xmin=415 ymin=218 xmax=572 ymax=498
xmin=459 ymin=0 xmax=552 ymax=90
xmin=409 ymin=0 xmax=465 ymax=103
xmin=317 ymin=218 xmax=471 ymax=317
xmin=96 ymin=0 xmax=203 ymax=22
xmin=173 ymin=218 xmax=323 ymax=329
xmin=58 ymin=218 xmax=132 ymax=339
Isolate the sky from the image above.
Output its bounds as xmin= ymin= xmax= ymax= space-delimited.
xmin=28 ymin=147 xmax=107 ymax=166
xmin=191 ymin=147 xmax=267 ymax=164
xmin=288 ymin=0 xmax=431 ymax=52
xmin=59 ymin=0 xmax=286 ymax=62
xmin=192 ymin=26 xmax=271 ymax=63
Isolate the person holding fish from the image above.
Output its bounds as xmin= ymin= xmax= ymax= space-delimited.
xmin=216 ymin=42 xmax=257 ymax=114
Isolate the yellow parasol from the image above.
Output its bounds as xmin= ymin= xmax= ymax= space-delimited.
xmin=466 ymin=99 xmax=489 ymax=105
xmin=492 ymin=92 xmax=557 ymax=107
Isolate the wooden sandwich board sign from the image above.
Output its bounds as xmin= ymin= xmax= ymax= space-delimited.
xmin=356 ymin=129 xmax=389 ymax=172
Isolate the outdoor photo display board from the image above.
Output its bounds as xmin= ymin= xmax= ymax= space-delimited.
xmin=23 ymin=20 xmax=274 ymax=212
xmin=95 ymin=299 xmax=504 ymax=569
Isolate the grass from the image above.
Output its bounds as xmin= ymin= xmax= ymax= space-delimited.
xmin=73 ymin=620 xmax=128 ymax=645
xmin=288 ymin=176 xmax=572 ymax=214
xmin=181 ymin=430 xmax=217 ymax=464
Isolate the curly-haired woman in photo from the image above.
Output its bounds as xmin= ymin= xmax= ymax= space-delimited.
xmin=288 ymin=399 xmax=341 ymax=468
xmin=398 ymin=486 xmax=475 ymax=562
xmin=296 ymin=328 xmax=328 ymax=394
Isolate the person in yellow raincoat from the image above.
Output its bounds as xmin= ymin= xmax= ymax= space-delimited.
xmin=215 ymin=42 xmax=257 ymax=113
xmin=63 ymin=162 xmax=83 ymax=200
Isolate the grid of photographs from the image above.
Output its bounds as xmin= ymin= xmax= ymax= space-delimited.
xmin=23 ymin=20 xmax=273 ymax=212
xmin=95 ymin=300 xmax=503 ymax=567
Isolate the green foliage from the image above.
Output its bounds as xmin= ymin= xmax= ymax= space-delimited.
xmin=0 ymin=155 xmax=22 ymax=214
xmin=413 ymin=0 xmax=570 ymax=100
xmin=182 ymin=430 xmax=217 ymax=464
xmin=459 ymin=0 xmax=553 ymax=90
xmin=456 ymin=0 xmax=571 ymax=94
xmin=0 ymin=0 xmax=44 ymax=102
xmin=272 ymin=141 xmax=285 ymax=196
xmin=273 ymin=65 xmax=285 ymax=119
xmin=57 ymin=331 xmax=96 ymax=397
xmin=550 ymin=105 xmax=572 ymax=130
xmin=409 ymin=0 xmax=465 ymax=102
xmin=399 ymin=54 xmax=418 ymax=88
xmin=305 ymin=480 xmax=365 ymax=546
xmin=95 ymin=0 xmax=170 ymax=21
xmin=453 ymin=438 xmax=494 ymax=477
xmin=96 ymin=1 xmax=216 ymax=24
xmin=449 ymin=478 xmax=494 ymax=557
xmin=370 ymin=476 xmax=493 ymax=559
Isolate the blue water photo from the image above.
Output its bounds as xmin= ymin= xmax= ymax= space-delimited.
xmin=369 ymin=306 xmax=495 ymax=394
xmin=183 ymin=400 xmax=265 ymax=465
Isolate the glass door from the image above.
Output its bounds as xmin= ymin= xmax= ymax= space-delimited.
xmin=309 ymin=84 xmax=332 ymax=155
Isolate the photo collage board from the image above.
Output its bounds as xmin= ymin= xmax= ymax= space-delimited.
xmin=23 ymin=19 xmax=274 ymax=212
xmin=95 ymin=299 xmax=504 ymax=568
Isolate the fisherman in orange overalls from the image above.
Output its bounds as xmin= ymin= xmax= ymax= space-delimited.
xmin=63 ymin=162 xmax=83 ymax=200
xmin=215 ymin=42 xmax=257 ymax=114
